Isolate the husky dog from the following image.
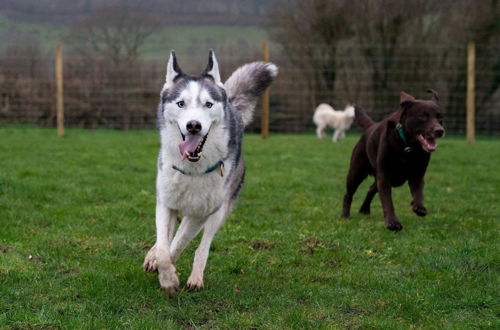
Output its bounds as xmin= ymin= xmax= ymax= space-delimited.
xmin=142 ymin=50 xmax=277 ymax=296
xmin=313 ymin=103 xmax=355 ymax=142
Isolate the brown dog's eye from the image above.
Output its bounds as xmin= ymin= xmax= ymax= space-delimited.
xmin=419 ymin=114 xmax=428 ymax=121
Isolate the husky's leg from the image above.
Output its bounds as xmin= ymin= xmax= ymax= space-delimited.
xmin=340 ymin=129 xmax=346 ymax=139
xmin=143 ymin=201 xmax=177 ymax=272
xmin=169 ymin=216 xmax=206 ymax=263
xmin=143 ymin=244 xmax=157 ymax=272
xmin=186 ymin=205 xmax=227 ymax=290
xmin=144 ymin=202 xmax=179 ymax=297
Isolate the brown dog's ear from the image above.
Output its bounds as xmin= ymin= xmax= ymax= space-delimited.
xmin=427 ymin=89 xmax=439 ymax=102
xmin=400 ymin=91 xmax=415 ymax=108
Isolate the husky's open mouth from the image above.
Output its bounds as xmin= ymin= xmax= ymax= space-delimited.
xmin=178 ymin=133 xmax=208 ymax=162
xmin=417 ymin=134 xmax=437 ymax=153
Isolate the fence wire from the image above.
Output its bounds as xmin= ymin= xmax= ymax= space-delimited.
xmin=0 ymin=43 xmax=499 ymax=135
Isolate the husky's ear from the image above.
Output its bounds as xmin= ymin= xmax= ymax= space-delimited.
xmin=427 ymin=88 xmax=439 ymax=103
xmin=400 ymin=91 xmax=415 ymax=108
xmin=202 ymin=49 xmax=222 ymax=86
xmin=163 ymin=51 xmax=183 ymax=90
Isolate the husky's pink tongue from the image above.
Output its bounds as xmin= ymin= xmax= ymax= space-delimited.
xmin=179 ymin=135 xmax=204 ymax=160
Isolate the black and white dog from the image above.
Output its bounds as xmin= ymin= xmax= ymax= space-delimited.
xmin=143 ymin=50 xmax=277 ymax=296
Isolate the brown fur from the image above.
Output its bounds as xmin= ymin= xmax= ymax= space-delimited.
xmin=341 ymin=90 xmax=445 ymax=231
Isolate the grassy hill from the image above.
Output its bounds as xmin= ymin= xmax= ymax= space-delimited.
xmin=0 ymin=13 xmax=270 ymax=59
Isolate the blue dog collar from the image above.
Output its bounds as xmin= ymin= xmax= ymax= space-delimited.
xmin=172 ymin=160 xmax=224 ymax=177
xmin=396 ymin=123 xmax=412 ymax=152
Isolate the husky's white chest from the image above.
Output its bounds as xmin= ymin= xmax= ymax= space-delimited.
xmin=158 ymin=167 xmax=227 ymax=218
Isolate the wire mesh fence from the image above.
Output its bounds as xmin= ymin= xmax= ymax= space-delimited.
xmin=0 ymin=42 xmax=499 ymax=135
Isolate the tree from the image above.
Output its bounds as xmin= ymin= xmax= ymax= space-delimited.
xmin=270 ymin=0 xmax=500 ymax=125
xmin=64 ymin=6 xmax=161 ymax=130
xmin=270 ymin=0 xmax=450 ymax=113
xmin=347 ymin=0 xmax=454 ymax=113
xmin=65 ymin=6 xmax=160 ymax=66
xmin=271 ymin=0 xmax=352 ymax=106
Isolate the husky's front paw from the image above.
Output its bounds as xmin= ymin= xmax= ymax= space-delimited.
xmin=186 ymin=273 xmax=204 ymax=291
xmin=158 ymin=264 xmax=179 ymax=298
xmin=142 ymin=245 xmax=157 ymax=272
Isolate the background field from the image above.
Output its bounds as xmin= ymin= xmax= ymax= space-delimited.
xmin=0 ymin=13 xmax=269 ymax=57
xmin=0 ymin=127 xmax=499 ymax=328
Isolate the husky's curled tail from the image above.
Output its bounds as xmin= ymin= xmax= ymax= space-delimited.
xmin=225 ymin=62 xmax=278 ymax=126
xmin=354 ymin=106 xmax=375 ymax=131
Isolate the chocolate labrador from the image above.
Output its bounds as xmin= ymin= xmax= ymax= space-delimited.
xmin=341 ymin=90 xmax=444 ymax=231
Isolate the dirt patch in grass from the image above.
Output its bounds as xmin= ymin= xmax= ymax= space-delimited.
xmin=250 ymin=240 xmax=278 ymax=250
xmin=299 ymin=236 xmax=324 ymax=254
xmin=1 ymin=246 xmax=13 ymax=253
xmin=336 ymin=305 xmax=370 ymax=315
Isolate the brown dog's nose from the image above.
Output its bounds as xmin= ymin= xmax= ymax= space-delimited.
xmin=434 ymin=127 xmax=445 ymax=138
xmin=186 ymin=120 xmax=202 ymax=134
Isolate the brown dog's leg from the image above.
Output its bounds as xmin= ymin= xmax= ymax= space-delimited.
xmin=377 ymin=177 xmax=403 ymax=231
xmin=408 ymin=176 xmax=427 ymax=216
xmin=342 ymin=166 xmax=368 ymax=218
xmin=359 ymin=182 xmax=377 ymax=215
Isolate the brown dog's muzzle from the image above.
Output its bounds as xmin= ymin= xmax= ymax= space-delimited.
xmin=434 ymin=126 xmax=445 ymax=138
xmin=417 ymin=122 xmax=445 ymax=153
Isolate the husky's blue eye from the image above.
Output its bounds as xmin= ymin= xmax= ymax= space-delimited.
xmin=205 ymin=102 xmax=213 ymax=109
xmin=176 ymin=101 xmax=185 ymax=108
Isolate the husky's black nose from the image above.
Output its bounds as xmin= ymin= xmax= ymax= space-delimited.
xmin=186 ymin=120 xmax=202 ymax=134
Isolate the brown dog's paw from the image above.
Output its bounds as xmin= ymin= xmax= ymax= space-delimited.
xmin=359 ymin=207 xmax=370 ymax=215
xmin=412 ymin=204 xmax=427 ymax=217
xmin=386 ymin=221 xmax=403 ymax=232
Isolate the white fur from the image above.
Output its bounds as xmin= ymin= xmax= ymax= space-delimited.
xmin=162 ymin=52 xmax=178 ymax=92
xmin=313 ymin=103 xmax=355 ymax=142
xmin=224 ymin=62 xmax=278 ymax=126
xmin=206 ymin=51 xmax=223 ymax=87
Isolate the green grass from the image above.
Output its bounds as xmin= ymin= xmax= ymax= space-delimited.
xmin=0 ymin=126 xmax=499 ymax=329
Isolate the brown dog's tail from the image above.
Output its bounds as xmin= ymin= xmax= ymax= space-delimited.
xmin=354 ymin=106 xmax=374 ymax=131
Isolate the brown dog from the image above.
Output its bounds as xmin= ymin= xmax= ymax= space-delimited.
xmin=341 ymin=90 xmax=445 ymax=231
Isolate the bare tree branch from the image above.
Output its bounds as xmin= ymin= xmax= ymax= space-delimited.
xmin=65 ymin=6 xmax=161 ymax=66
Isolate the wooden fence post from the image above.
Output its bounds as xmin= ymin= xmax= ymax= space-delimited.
xmin=466 ymin=42 xmax=475 ymax=145
xmin=261 ymin=41 xmax=270 ymax=139
xmin=55 ymin=42 xmax=64 ymax=137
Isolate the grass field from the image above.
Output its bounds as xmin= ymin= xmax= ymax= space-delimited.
xmin=0 ymin=126 xmax=499 ymax=328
